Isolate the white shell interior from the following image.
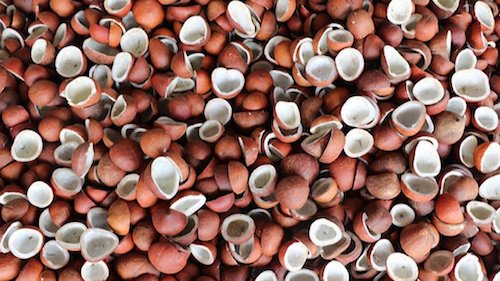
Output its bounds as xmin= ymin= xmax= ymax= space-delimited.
xmin=151 ymin=156 xmax=180 ymax=199
xmin=466 ymin=201 xmax=495 ymax=225
xmin=344 ymin=128 xmax=374 ymax=158
xmin=38 ymin=209 xmax=59 ymax=238
xmin=199 ymin=120 xmax=223 ymax=142
xmin=459 ymin=135 xmax=478 ymax=168
xmin=211 ymin=67 xmax=245 ymax=97
xmin=446 ymin=96 xmax=467 ymax=116
xmin=27 ymin=181 xmax=54 ymax=208
xmin=81 ymin=261 xmax=110 ymax=281
xmin=401 ymin=173 xmax=438 ymax=196
xmin=170 ymin=194 xmax=206 ymax=217
xmin=412 ymin=77 xmax=444 ymax=105
xmin=392 ymin=101 xmax=426 ymax=132
xmin=87 ymin=207 xmax=111 ymax=230
xmin=454 ymin=48 xmax=477 ymax=72
xmin=11 ymin=130 xmax=43 ymax=162
xmin=474 ymin=106 xmax=498 ymax=132
xmin=249 ymin=164 xmax=277 ymax=195
xmin=309 ymin=218 xmax=342 ymax=247
xmin=179 ymin=16 xmax=209 ymax=45
xmin=454 ymin=254 xmax=483 ymax=281
xmin=256 ymin=270 xmax=278 ymax=281
xmin=227 ymin=1 xmax=256 ymax=35
xmin=412 ymin=140 xmax=441 ymax=177
xmin=275 ymin=101 xmax=301 ymax=129
xmin=335 ymin=48 xmax=364 ymax=82
xmin=52 ymin=168 xmax=83 ymax=196
xmin=55 ymin=46 xmax=85 ymax=78
xmin=55 ymin=222 xmax=88 ymax=251
xmin=204 ymin=98 xmax=233 ymax=125
xmin=189 ymin=243 xmax=214 ymax=265
xmin=479 ymin=174 xmax=500 ymax=200
xmin=305 ymin=55 xmax=337 ymax=82
xmin=474 ymin=1 xmax=494 ymax=30
xmin=451 ymin=69 xmax=490 ymax=102
xmin=8 ymin=228 xmax=44 ymax=259
xmin=341 ymin=96 xmax=378 ymax=128
xmin=54 ymin=142 xmax=78 ymax=165
xmin=31 ymin=38 xmax=48 ymax=64
xmin=478 ymin=142 xmax=500 ymax=174
xmin=383 ymin=46 xmax=410 ymax=80
xmin=387 ymin=0 xmax=414 ymax=24
xmin=390 ymin=203 xmax=415 ymax=227
xmin=120 ymin=28 xmax=149 ymax=57
xmin=80 ymin=228 xmax=119 ymax=261
xmin=111 ymin=52 xmax=133 ymax=83
xmin=285 ymin=269 xmax=319 ymax=281
xmin=370 ymin=239 xmax=395 ymax=271
xmin=0 ymin=221 xmax=21 ymax=253
xmin=386 ymin=252 xmax=419 ymax=281
xmin=323 ymin=260 xmax=349 ymax=281
xmin=64 ymin=76 xmax=98 ymax=107
xmin=42 ymin=240 xmax=70 ymax=269
xmin=284 ymin=241 xmax=309 ymax=271
xmin=116 ymin=173 xmax=139 ymax=200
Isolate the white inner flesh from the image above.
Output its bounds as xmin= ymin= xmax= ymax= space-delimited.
xmin=291 ymin=199 xmax=317 ymax=218
xmin=11 ymin=130 xmax=43 ymax=162
xmin=323 ymin=260 xmax=349 ymax=281
xmin=370 ymin=239 xmax=395 ymax=271
xmin=87 ymin=208 xmax=111 ymax=230
xmin=31 ymin=39 xmax=47 ymax=64
xmin=285 ymin=269 xmax=319 ymax=281
xmin=224 ymin=215 xmax=253 ymax=240
xmin=120 ymin=28 xmax=148 ymax=57
xmin=0 ymin=193 xmax=26 ymax=205
xmin=474 ymin=106 xmax=498 ymax=131
xmin=83 ymin=38 xmax=120 ymax=56
xmin=432 ymin=0 xmax=459 ymax=11
xmin=170 ymin=194 xmax=206 ymax=217
xmin=0 ymin=221 xmax=21 ymax=253
xmin=466 ymin=201 xmax=495 ymax=224
xmin=227 ymin=1 xmax=255 ymax=34
xmin=39 ymin=209 xmax=59 ymax=237
xmin=43 ymin=240 xmax=69 ymax=269
xmin=56 ymin=222 xmax=87 ymax=249
xmin=344 ymin=128 xmax=374 ymax=158
xmin=493 ymin=208 xmax=500 ymax=233
xmin=81 ymin=229 xmax=118 ymax=260
xmin=479 ymin=143 xmax=500 ymax=173
xmin=309 ymin=218 xmax=342 ymax=247
xmin=413 ymin=140 xmax=441 ymax=177
xmin=275 ymin=0 xmax=289 ymax=20
xmin=111 ymin=95 xmax=127 ymax=119
xmin=204 ymin=98 xmax=232 ymax=125
xmin=151 ymin=157 xmax=180 ymax=199
xmin=455 ymin=48 xmax=476 ymax=71
xmin=270 ymin=69 xmax=294 ymax=89
xmin=401 ymin=14 xmax=422 ymax=36
xmin=211 ymin=68 xmax=244 ymax=96
xmin=275 ymin=101 xmax=301 ymax=128
xmin=65 ymin=76 xmax=97 ymax=106
xmin=60 ymin=129 xmax=85 ymax=145
xmin=328 ymin=29 xmax=353 ymax=44
xmin=90 ymin=65 xmax=111 ymax=87
xmin=479 ymin=174 xmax=500 ymax=200
xmin=451 ymin=69 xmax=490 ymax=102
xmin=112 ymin=52 xmax=133 ymax=82
xmin=256 ymin=270 xmax=278 ymax=281
xmin=392 ymin=101 xmax=425 ymax=130
xmin=55 ymin=46 xmax=84 ymax=78
xmin=189 ymin=244 xmax=214 ymax=265
xmin=104 ymin=0 xmax=129 ymax=11
xmin=53 ymin=168 xmax=83 ymax=194
xmin=446 ymin=97 xmax=467 ymax=116
xmin=412 ymin=77 xmax=444 ymax=105
xmin=53 ymin=24 xmax=67 ymax=47
xmin=249 ymin=165 xmax=276 ymax=194
xmin=474 ymin=1 xmax=494 ymax=30
xmin=54 ymin=142 xmax=78 ymax=164
xmin=459 ymin=136 xmax=478 ymax=168
xmin=179 ymin=16 xmax=208 ymax=45
xmin=335 ymin=48 xmax=364 ymax=81
xmin=199 ymin=120 xmax=223 ymax=141
xmin=9 ymin=228 xmax=43 ymax=259
xmin=402 ymin=173 xmax=438 ymax=195
xmin=387 ymin=0 xmax=413 ymax=24
xmin=305 ymin=55 xmax=336 ymax=81
xmin=81 ymin=261 xmax=110 ymax=281
xmin=284 ymin=242 xmax=309 ymax=270
xmin=391 ymin=204 xmax=415 ymax=227
xmin=386 ymin=253 xmax=418 ymax=281
xmin=455 ymin=254 xmax=482 ymax=281
xmin=27 ymin=181 xmax=54 ymax=208
xmin=116 ymin=173 xmax=139 ymax=199
xmin=383 ymin=46 xmax=410 ymax=77
xmin=341 ymin=96 xmax=377 ymax=128
xmin=298 ymin=40 xmax=315 ymax=64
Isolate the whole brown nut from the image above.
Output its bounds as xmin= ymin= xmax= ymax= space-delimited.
xmin=365 ymin=172 xmax=401 ymax=200
xmin=109 ymin=139 xmax=144 ymax=172
xmin=280 ymin=153 xmax=319 ymax=185
xmin=433 ymin=111 xmax=466 ymax=145
xmin=346 ymin=9 xmax=375 ymax=40
xmin=28 ymin=80 xmax=58 ymax=106
xmin=132 ymin=0 xmax=164 ymax=30
xmin=275 ymin=175 xmax=310 ymax=210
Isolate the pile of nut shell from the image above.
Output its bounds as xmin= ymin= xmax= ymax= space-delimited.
xmin=0 ymin=0 xmax=499 ymax=280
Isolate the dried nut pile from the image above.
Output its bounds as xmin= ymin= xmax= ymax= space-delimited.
xmin=0 ymin=0 xmax=499 ymax=280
